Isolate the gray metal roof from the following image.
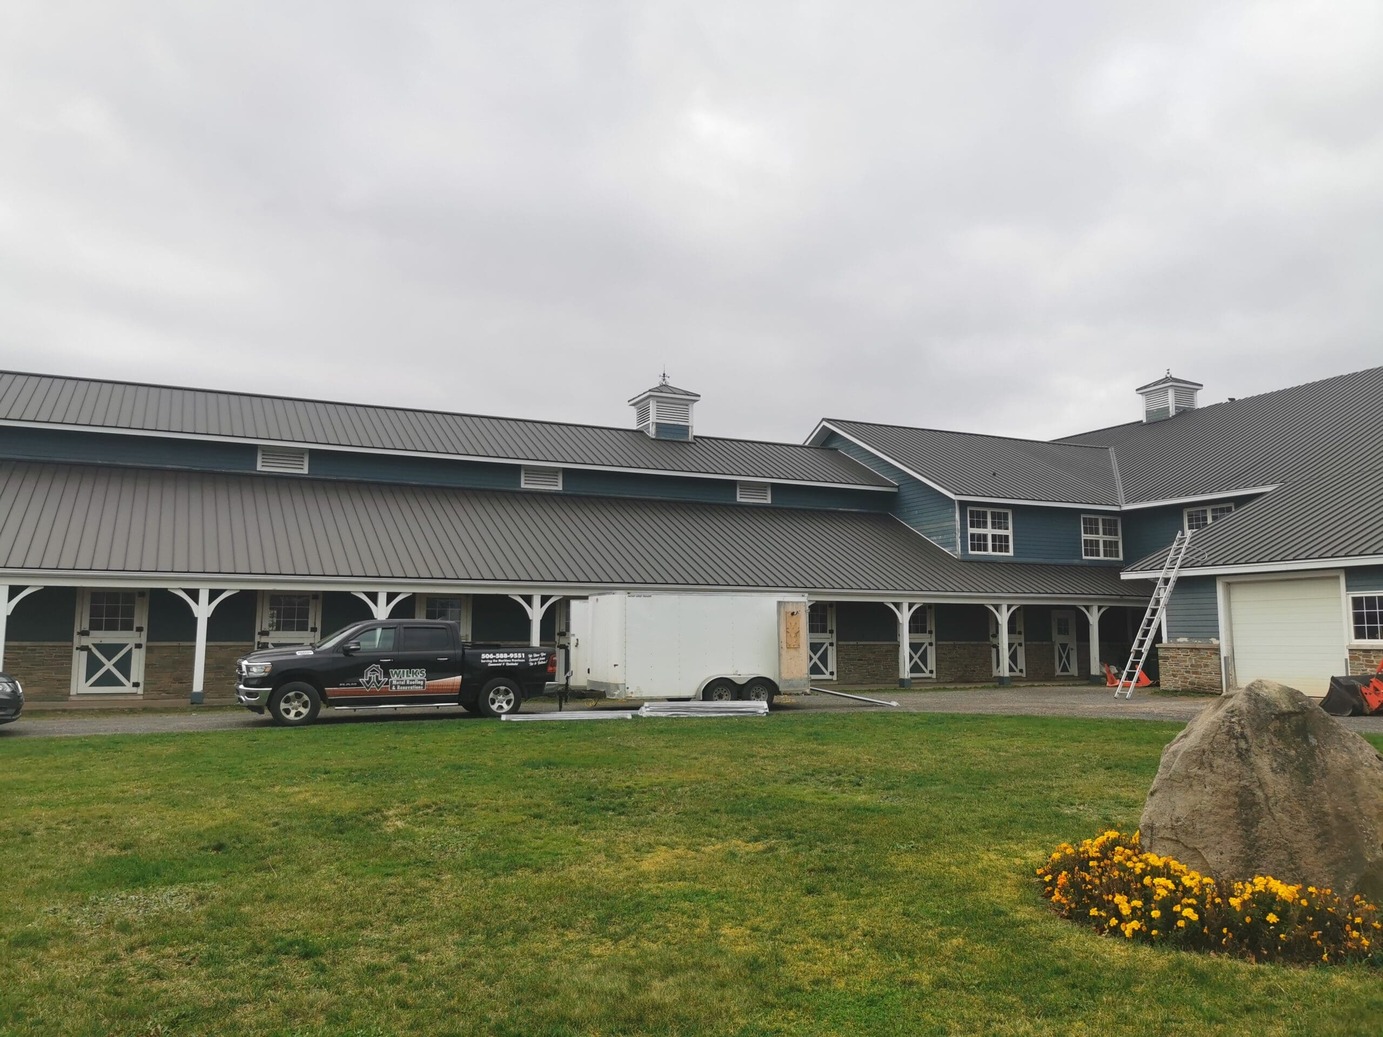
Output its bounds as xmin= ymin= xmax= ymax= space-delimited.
xmin=629 ymin=381 xmax=700 ymax=400
xmin=1072 ymin=367 xmax=1383 ymax=571
xmin=1059 ymin=366 xmax=1383 ymax=504
xmin=818 ymin=419 xmax=1120 ymax=505
xmin=0 ymin=371 xmax=889 ymax=489
xmin=0 ymin=460 xmax=1143 ymax=601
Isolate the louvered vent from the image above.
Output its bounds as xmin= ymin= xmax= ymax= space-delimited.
xmin=257 ymin=446 xmax=309 ymax=474
xmin=635 ymin=400 xmax=651 ymax=431
xmin=737 ymin=481 xmax=771 ymax=504
xmin=521 ymin=466 xmax=563 ymax=491
xmin=657 ymin=399 xmax=692 ymax=424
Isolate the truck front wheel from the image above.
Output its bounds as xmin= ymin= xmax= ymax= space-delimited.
xmin=477 ymin=678 xmax=521 ymax=718
xmin=268 ymin=682 xmax=321 ymax=727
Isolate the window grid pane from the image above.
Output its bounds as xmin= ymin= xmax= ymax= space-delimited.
xmin=425 ymin=597 xmax=464 ymax=622
xmin=967 ymin=509 xmax=1013 ymax=555
xmin=268 ymin=594 xmax=312 ymax=633
xmin=1353 ymin=595 xmax=1383 ymax=641
xmin=89 ymin=592 xmax=136 ymax=632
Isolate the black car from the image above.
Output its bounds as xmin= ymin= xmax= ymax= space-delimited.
xmin=0 ymin=672 xmax=23 ymax=725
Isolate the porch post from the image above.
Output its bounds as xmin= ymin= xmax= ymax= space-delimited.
xmin=350 ymin=591 xmax=413 ymax=620
xmin=1081 ymin=605 xmax=1109 ymax=684
xmin=885 ymin=601 xmax=921 ymax=688
xmin=171 ymin=589 xmax=239 ymax=704
xmin=509 ymin=593 xmax=563 ymax=646
xmin=985 ymin=603 xmax=1016 ymax=686
xmin=0 ymin=586 xmax=42 ymax=672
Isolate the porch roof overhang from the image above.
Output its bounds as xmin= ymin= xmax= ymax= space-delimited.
xmin=0 ymin=461 xmax=1149 ymax=605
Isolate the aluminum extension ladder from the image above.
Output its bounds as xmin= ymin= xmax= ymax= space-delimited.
xmin=1114 ymin=530 xmax=1191 ymax=699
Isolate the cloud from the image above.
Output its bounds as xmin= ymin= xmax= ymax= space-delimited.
xmin=1 ymin=1 xmax=1379 ymax=444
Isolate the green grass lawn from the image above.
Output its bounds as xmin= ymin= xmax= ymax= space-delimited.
xmin=2 ymin=713 xmax=1380 ymax=1037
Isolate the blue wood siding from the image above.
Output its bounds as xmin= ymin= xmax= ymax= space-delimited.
xmin=208 ymin=592 xmax=257 ymax=642
xmin=653 ymin=424 xmax=690 ymax=441
xmin=958 ymin=503 xmax=1123 ymax=566
xmin=1166 ymin=576 xmax=1219 ymax=640
xmin=0 ymin=427 xmax=256 ymax=472
xmin=1345 ymin=567 xmax=1383 ymax=592
xmin=321 ymin=592 xmax=373 ymax=637
xmin=836 ymin=601 xmax=897 ymax=641
xmin=6 ymin=586 xmax=77 ymax=640
xmin=821 ymin=434 xmax=957 ymax=550
xmin=563 ymin=469 xmax=888 ymax=510
xmin=472 ymin=594 xmax=555 ymax=642
xmin=937 ymin=604 xmax=990 ymax=642
xmin=1122 ymin=506 xmax=1184 ymax=566
xmin=770 ymin=484 xmax=893 ymax=512
xmin=148 ymin=590 xmax=196 ymax=642
xmin=311 ymin=450 xmax=521 ymax=490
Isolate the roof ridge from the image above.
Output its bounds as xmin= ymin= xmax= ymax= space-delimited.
xmin=824 ymin=417 xmax=1116 ymax=453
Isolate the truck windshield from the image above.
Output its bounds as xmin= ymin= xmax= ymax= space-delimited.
xmin=312 ymin=626 xmax=362 ymax=652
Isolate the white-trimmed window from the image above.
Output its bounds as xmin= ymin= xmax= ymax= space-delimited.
xmin=1081 ymin=515 xmax=1122 ymax=559
xmin=521 ymin=466 xmax=563 ymax=491
xmin=1351 ymin=594 xmax=1383 ymax=642
xmin=967 ymin=507 xmax=1012 ymax=555
xmin=257 ymin=445 xmax=309 ymax=474
xmin=737 ymin=481 xmax=772 ymax=504
xmin=1185 ymin=503 xmax=1235 ymax=532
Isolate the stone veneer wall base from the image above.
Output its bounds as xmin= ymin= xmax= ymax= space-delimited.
xmin=1158 ymin=641 xmax=1223 ymax=695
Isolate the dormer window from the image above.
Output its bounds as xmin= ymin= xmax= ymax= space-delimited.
xmin=737 ymin=482 xmax=771 ymax=504
xmin=257 ymin=446 xmax=309 ymax=474
xmin=968 ymin=507 xmax=1012 ymax=555
xmin=1185 ymin=503 xmax=1234 ymax=532
xmin=521 ymin=466 xmax=563 ymax=491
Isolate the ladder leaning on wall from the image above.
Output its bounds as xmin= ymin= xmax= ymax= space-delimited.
xmin=1114 ymin=530 xmax=1192 ymax=699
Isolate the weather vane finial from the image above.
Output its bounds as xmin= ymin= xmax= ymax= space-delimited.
xmin=659 ymin=368 xmax=670 ymax=386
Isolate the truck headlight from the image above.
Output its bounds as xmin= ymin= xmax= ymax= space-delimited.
xmin=242 ymin=662 xmax=272 ymax=678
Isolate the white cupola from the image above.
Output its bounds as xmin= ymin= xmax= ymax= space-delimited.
xmin=1135 ymin=371 xmax=1202 ymax=423
xmin=629 ymin=373 xmax=700 ymax=441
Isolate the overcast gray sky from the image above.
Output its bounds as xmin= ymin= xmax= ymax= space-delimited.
xmin=3 ymin=1 xmax=1380 ymax=443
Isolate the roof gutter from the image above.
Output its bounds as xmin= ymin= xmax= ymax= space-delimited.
xmin=1121 ymin=553 xmax=1383 ymax=580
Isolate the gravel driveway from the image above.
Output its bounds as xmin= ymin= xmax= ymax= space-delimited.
xmin=7 ymin=686 xmax=1383 ymax=738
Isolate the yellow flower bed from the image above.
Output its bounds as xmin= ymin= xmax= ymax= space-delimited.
xmin=1037 ymin=830 xmax=1382 ymax=965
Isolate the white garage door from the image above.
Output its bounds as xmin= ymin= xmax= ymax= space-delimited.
xmin=1228 ymin=577 xmax=1346 ymax=696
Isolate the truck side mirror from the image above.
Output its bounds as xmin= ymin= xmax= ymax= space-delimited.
xmin=343 ymin=641 xmax=361 ymax=655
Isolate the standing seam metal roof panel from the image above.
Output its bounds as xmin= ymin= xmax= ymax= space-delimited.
xmin=0 ymin=371 xmax=892 ymax=488
xmin=0 ymin=461 xmax=1144 ymax=599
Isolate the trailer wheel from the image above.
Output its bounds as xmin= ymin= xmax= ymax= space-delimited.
xmin=268 ymin=682 xmax=321 ymax=727
xmin=741 ymin=678 xmax=777 ymax=706
xmin=703 ymin=679 xmax=737 ymax=702
xmin=477 ymin=678 xmax=522 ymax=718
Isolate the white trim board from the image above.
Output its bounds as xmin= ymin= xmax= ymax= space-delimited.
xmin=0 ymin=569 xmax=1148 ymax=605
xmin=1123 ymin=555 xmax=1383 ymax=580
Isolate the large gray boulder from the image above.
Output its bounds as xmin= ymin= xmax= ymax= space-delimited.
xmin=1139 ymin=679 xmax=1383 ymax=900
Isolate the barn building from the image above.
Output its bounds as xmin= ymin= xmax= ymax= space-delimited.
xmin=0 ymin=365 xmax=1379 ymax=706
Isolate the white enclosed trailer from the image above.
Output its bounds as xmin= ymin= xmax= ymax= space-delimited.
xmin=562 ymin=593 xmax=810 ymax=705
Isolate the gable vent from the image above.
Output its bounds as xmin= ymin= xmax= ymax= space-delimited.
xmin=737 ymin=481 xmax=772 ymax=504
xmin=521 ymin=466 xmax=563 ymax=491
xmin=257 ymin=446 xmax=309 ymax=474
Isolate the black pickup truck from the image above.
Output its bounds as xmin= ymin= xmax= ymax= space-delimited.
xmin=235 ymin=619 xmax=555 ymax=726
